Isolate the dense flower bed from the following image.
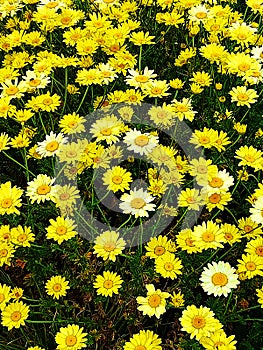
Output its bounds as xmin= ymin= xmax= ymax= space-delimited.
xmin=0 ymin=0 xmax=263 ymax=349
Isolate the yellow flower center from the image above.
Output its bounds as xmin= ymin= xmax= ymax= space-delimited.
xmin=104 ymin=242 xmax=116 ymax=252
xmin=246 ymin=262 xmax=256 ymax=271
xmin=11 ymin=311 xmax=22 ymax=322
xmin=148 ymin=294 xmax=161 ymax=308
xmin=177 ymin=105 xmax=188 ymax=112
xmin=211 ymin=24 xmax=220 ymax=31
xmin=224 ymin=233 xmax=233 ymax=241
xmin=196 ymin=165 xmax=208 ymax=174
xmin=110 ymin=45 xmax=120 ymax=52
xmin=42 ymin=98 xmax=53 ymax=105
xmin=135 ymin=346 xmax=146 ymax=350
xmin=192 ymin=315 xmax=206 ymax=329
xmin=46 ymin=141 xmax=59 ymax=152
xmin=0 ymin=293 xmax=4 ymax=303
xmin=134 ymin=135 xmax=149 ymax=147
xmin=202 ymin=231 xmax=215 ymax=242
xmin=237 ymin=93 xmax=249 ymax=101
xmin=29 ymin=79 xmax=41 ymax=87
xmin=186 ymin=238 xmax=194 ymax=247
xmin=209 ymin=177 xmax=223 ymax=188
xmin=112 ymin=176 xmax=123 ymax=184
xmin=186 ymin=197 xmax=195 ymax=204
xmin=198 ymin=136 xmax=210 ymax=144
xmin=154 ymin=246 xmax=165 ymax=256
xmin=66 ymin=150 xmax=78 ymax=158
xmin=0 ymin=249 xmax=8 ymax=257
xmin=209 ymin=193 xmax=221 ymax=204
xmin=151 ymin=88 xmax=162 ymax=95
xmin=130 ymin=198 xmax=146 ymax=209
xmin=61 ymin=16 xmax=72 ymax=25
xmin=17 ymin=234 xmax=27 ymax=242
xmin=255 ymin=246 xmax=263 ymax=256
xmin=164 ymin=262 xmax=174 ymax=271
xmin=100 ymin=128 xmax=112 ymax=136
xmin=237 ymin=33 xmax=247 ymax=40
xmin=244 ymin=155 xmax=255 ymax=162
xmin=59 ymin=193 xmax=70 ymax=201
xmin=103 ymin=280 xmax=113 ymax=289
xmin=2 ymin=233 xmax=11 ymax=241
xmin=56 ymin=226 xmax=67 ymax=235
xmin=37 ymin=185 xmax=51 ymax=195
xmin=53 ymin=283 xmax=62 ymax=292
xmin=238 ymin=63 xmax=250 ymax=72
xmin=68 ymin=121 xmax=78 ymax=128
xmin=212 ymin=272 xmax=228 ymax=286
xmin=65 ymin=335 xmax=77 ymax=346
xmin=214 ymin=341 xmax=225 ymax=347
xmin=6 ymin=86 xmax=19 ymax=96
xmin=244 ymin=225 xmax=252 ymax=233
xmin=135 ymin=75 xmax=149 ymax=83
xmin=1 ymin=198 xmax=12 ymax=208
xmin=196 ymin=12 xmax=207 ymax=19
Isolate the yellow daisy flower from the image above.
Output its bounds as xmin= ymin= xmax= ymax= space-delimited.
xmin=136 ymin=284 xmax=170 ymax=318
xmin=46 ymin=216 xmax=77 ymax=245
xmin=155 ymin=253 xmax=183 ymax=279
xmin=0 ymin=283 xmax=11 ymax=311
xmin=93 ymin=230 xmax=126 ymax=261
xmin=93 ymin=270 xmax=123 ymax=297
xmin=123 ymin=329 xmax=162 ymax=350
xmin=45 ymin=275 xmax=70 ymax=299
xmin=55 ymin=324 xmax=87 ymax=350
xmin=1 ymin=300 xmax=29 ymax=330
xmin=179 ymin=304 xmax=223 ymax=340
xmin=0 ymin=181 xmax=23 ymax=215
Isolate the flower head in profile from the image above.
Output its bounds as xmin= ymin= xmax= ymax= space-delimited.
xmin=200 ymin=261 xmax=240 ymax=297
xmin=123 ymin=329 xmax=162 ymax=350
xmin=93 ymin=230 xmax=126 ymax=261
xmin=136 ymin=284 xmax=170 ymax=318
xmin=119 ymin=187 xmax=156 ymax=218
xmin=55 ymin=324 xmax=87 ymax=350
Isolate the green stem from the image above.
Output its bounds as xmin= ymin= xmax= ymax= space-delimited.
xmin=138 ymin=45 xmax=143 ymax=71
xmin=225 ymin=207 xmax=238 ymax=225
xmin=61 ymin=67 xmax=68 ymax=116
xmin=223 ymin=290 xmax=233 ymax=316
xmin=76 ymin=86 xmax=89 ymax=113
xmin=2 ymin=151 xmax=36 ymax=177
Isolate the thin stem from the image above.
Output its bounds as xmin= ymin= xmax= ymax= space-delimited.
xmin=138 ymin=45 xmax=143 ymax=71
xmin=61 ymin=67 xmax=68 ymax=116
xmin=76 ymin=86 xmax=89 ymax=114
xmin=2 ymin=151 xmax=36 ymax=177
